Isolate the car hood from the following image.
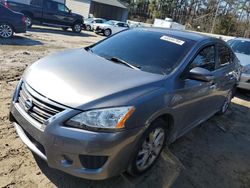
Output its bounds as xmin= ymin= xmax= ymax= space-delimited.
xmin=23 ymin=49 xmax=163 ymax=108
xmin=235 ymin=52 xmax=250 ymax=66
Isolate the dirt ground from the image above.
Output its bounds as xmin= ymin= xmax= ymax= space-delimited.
xmin=0 ymin=27 xmax=250 ymax=188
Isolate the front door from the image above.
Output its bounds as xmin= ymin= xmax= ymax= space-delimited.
xmin=174 ymin=45 xmax=218 ymax=133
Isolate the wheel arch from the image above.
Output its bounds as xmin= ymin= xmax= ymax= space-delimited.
xmin=146 ymin=112 xmax=175 ymax=144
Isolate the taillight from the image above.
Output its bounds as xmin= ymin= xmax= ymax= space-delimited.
xmin=4 ymin=1 xmax=10 ymax=8
xmin=22 ymin=16 xmax=26 ymax=25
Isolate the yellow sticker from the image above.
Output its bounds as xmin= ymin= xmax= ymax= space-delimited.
xmin=160 ymin=36 xmax=185 ymax=45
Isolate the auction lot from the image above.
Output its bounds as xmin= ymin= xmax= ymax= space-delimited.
xmin=0 ymin=27 xmax=250 ymax=188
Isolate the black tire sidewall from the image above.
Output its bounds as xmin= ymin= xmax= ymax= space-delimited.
xmin=127 ymin=118 xmax=167 ymax=176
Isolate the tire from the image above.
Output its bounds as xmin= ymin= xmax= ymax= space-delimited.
xmin=127 ymin=118 xmax=167 ymax=176
xmin=0 ymin=23 xmax=13 ymax=38
xmin=62 ymin=27 xmax=69 ymax=31
xmin=104 ymin=29 xmax=111 ymax=37
xmin=72 ymin=23 xmax=82 ymax=33
xmin=217 ymin=89 xmax=234 ymax=115
xmin=86 ymin=25 xmax=91 ymax=31
xmin=25 ymin=16 xmax=32 ymax=28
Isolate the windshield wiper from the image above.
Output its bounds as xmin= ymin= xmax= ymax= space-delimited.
xmin=85 ymin=46 xmax=93 ymax=53
xmin=107 ymin=57 xmax=141 ymax=70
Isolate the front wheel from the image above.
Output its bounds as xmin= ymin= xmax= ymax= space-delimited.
xmin=0 ymin=23 xmax=13 ymax=38
xmin=103 ymin=29 xmax=111 ymax=36
xmin=72 ymin=23 xmax=82 ymax=33
xmin=86 ymin=25 xmax=91 ymax=31
xmin=127 ymin=119 xmax=167 ymax=176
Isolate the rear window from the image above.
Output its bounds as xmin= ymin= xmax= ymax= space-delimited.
xmin=91 ymin=29 xmax=195 ymax=75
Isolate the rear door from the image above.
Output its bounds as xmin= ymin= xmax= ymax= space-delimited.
xmin=212 ymin=43 xmax=238 ymax=107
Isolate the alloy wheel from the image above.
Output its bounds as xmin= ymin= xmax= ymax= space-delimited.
xmin=104 ymin=29 xmax=111 ymax=36
xmin=222 ymin=90 xmax=232 ymax=113
xmin=0 ymin=24 xmax=13 ymax=38
xmin=136 ymin=127 xmax=165 ymax=171
xmin=25 ymin=17 xmax=32 ymax=28
xmin=74 ymin=24 xmax=81 ymax=33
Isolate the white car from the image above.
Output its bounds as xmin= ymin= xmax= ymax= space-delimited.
xmin=94 ymin=20 xmax=129 ymax=36
xmin=228 ymin=38 xmax=250 ymax=90
xmin=84 ymin=18 xmax=106 ymax=31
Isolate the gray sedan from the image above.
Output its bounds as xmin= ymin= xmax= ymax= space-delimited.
xmin=228 ymin=38 xmax=250 ymax=90
xmin=10 ymin=28 xmax=241 ymax=180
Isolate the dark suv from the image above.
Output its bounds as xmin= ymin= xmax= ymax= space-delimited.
xmin=1 ymin=0 xmax=84 ymax=33
xmin=0 ymin=4 xmax=26 ymax=38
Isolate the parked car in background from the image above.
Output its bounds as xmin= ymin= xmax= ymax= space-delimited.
xmin=0 ymin=0 xmax=84 ymax=33
xmin=94 ymin=20 xmax=129 ymax=36
xmin=228 ymin=38 xmax=250 ymax=90
xmin=83 ymin=18 xmax=106 ymax=31
xmin=0 ymin=3 xmax=26 ymax=38
xmin=10 ymin=28 xmax=241 ymax=180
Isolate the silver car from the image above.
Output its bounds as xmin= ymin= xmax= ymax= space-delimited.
xmin=228 ymin=38 xmax=250 ymax=90
xmin=10 ymin=28 xmax=241 ymax=180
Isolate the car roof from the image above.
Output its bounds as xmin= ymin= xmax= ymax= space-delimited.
xmin=231 ymin=37 xmax=250 ymax=42
xmin=137 ymin=27 xmax=214 ymax=42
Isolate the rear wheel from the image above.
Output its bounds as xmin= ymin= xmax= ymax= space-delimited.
xmin=0 ymin=23 xmax=13 ymax=38
xmin=127 ymin=119 xmax=167 ymax=176
xmin=217 ymin=89 xmax=233 ymax=115
xmin=72 ymin=23 xmax=82 ymax=33
xmin=104 ymin=29 xmax=111 ymax=36
xmin=25 ymin=16 xmax=32 ymax=28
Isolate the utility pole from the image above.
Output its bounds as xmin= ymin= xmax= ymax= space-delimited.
xmin=210 ymin=0 xmax=220 ymax=33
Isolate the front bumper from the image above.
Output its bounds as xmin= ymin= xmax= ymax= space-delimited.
xmin=238 ymin=73 xmax=250 ymax=90
xmin=10 ymin=101 xmax=143 ymax=180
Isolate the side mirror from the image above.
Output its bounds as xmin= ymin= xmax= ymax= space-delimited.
xmin=69 ymin=10 xmax=72 ymax=14
xmin=188 ymin=67 xmax=214 ymax=82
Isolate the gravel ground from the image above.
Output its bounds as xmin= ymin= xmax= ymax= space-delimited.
xmin=0 ymin=27 xmax=250 ymax=188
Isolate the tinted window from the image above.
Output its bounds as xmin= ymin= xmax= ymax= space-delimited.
xmin=30 ymin=0 xmax=42 ymax=7
xmin=228 ymin=40 xmax=250 ymax=55
xmin=58 ymin=3 xmax=68 ymax=12
xmin=190 ymin=46 xmax=215 ymax=71
xmin=91 ymin=30 xmax=195 ymax=75
xmin=95 ymin=20 xmax=103 ymax=23
xmin=44 ymin=1 xmax=57 ymax=11
xmin=218 ymin=45 xmax=232 ymax=66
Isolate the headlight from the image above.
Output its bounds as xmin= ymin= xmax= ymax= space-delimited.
xmin=242 ymin=65 xmax=250 ymax=74
xmin=65 ymin=107 xmax=135 ymax=130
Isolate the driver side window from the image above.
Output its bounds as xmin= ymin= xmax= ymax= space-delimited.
xmin=190 ymin=45 xmax=215 ymax=71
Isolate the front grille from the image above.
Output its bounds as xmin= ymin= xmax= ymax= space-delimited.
xmin=17 ymin=83 xmax=65 ymax=124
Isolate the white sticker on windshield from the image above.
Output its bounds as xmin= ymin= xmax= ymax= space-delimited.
xmin=160 ymin=36 xmax=185 ymax=45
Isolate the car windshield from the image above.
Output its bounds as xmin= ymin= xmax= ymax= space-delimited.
xmin=228 ymin=40 xmax=250 ymax=55
xmin=90 ymin=29 xmax=195 ymax=75
xmin=105 ymin=21 xmax=115 ymax=25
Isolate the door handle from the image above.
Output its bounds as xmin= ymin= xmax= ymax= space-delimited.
xmin=209 ymin=83 xmax=217 ymax=90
